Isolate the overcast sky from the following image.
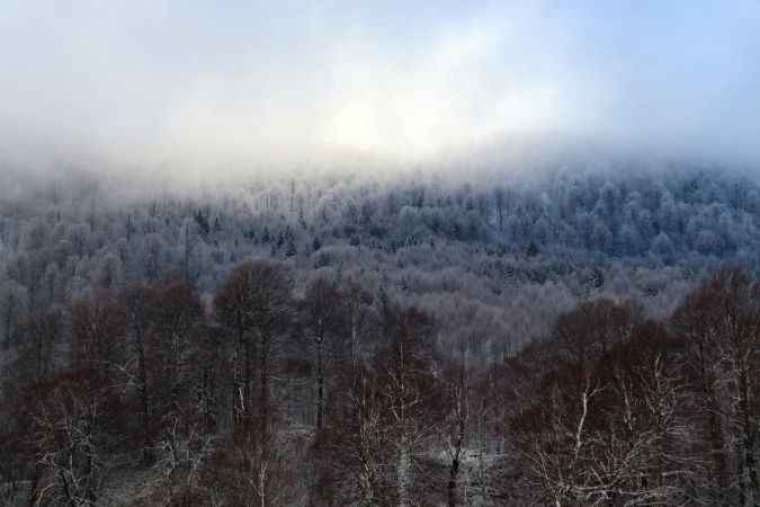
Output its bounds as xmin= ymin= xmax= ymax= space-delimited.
xmin=1 ymin=1 xmax=759 ymax=183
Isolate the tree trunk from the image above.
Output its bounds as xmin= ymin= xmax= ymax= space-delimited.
xmin=707 ymin=383 xmax=728 ymax=491
xmin=3 ymin=296 xmax=14 ymax=349
xmin=397 ymin=439 xmax=411 ymax=507
xmin=447 ymin=455 xmax=460 ymax=507
xmin=137 ymin=324 xmax=151 ymax=462
xmin=699 ymin=342 xmax=728 ymax=491
xmin=259 ymin=331 xmax=271 ymax=435
xmin=316 ymin=336 xmax=324 ymax=431
xmin=183 ymin=223 xmax=191 ymax=284
xmin=245 ymin=329 xmax=252 ymax=421
xmin=740 ymin=367 xmax=759 ymax=506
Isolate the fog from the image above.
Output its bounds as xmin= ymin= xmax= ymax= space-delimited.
xmin=1 ymin=1 xmax=759 ymax=188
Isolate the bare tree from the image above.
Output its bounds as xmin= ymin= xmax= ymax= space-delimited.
xmin=440 ymin=354 xmax=469 ymax=507
xmin=375 ymin=304 xmax=437 ymax=507
xmin=301 ymin=275 xmax=346 ymax=431
xmin=674 ymin=268 xmax=760 ymax=505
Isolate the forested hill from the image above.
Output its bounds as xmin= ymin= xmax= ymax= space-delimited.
xmin=5 ymin=164 xmax=759 ymax=266
xmin=1 ymin=165 xmax=759 ymax=353
xmin=4 ymin=164 xmax=760 ymax=505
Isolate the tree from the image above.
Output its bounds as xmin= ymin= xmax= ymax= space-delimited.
xmin=214 ymin=263 xmax=262 ymax=427
xmin=375 ymin=304 xmax=438 ymax=507
xmin=143 ymin=279 xmax=206 ymax=476
xmin=15 ymin=307 xmax=62 ymax=381
xmin=673 ymin=268 xmax=760 ymax=504
xmin=215 ymin=259 xmax=293 ymax=432
xmin=440 ymin=352 xmax=470 ymax=507
xmin=301 ymin=275 xmax=346 ymax=430
xmin=214 ymin=260 xmax=294 ymax=506
xmin=311 ymin=362 xmax=395 ymax=506
xmin=124 ymin=283 xmax=153 ymax=462
xmin=510 ymin=318 xmax=690 ymax=506
xmin=0 ymin=279 xmax=27 ymax=349
xmin=26 ymin=291 xmax=129 ymax=505
xmin=28 ymin=372 xmax=111 ymax=506
xmin=493 ymin=187 xmax=506 ymax=232
xmin=180 ymin=218 xmax=201 ymax=284
xmin=70 ymin=290 xmax=128 ymax=378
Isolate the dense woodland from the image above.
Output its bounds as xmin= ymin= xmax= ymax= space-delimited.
xmin=3 ymin=164 xmax=760 ymax=505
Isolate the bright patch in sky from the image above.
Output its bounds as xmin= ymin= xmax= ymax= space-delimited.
xmin=0 ymin=1 xmax=759 ymax=180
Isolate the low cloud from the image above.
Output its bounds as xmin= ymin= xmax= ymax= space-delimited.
xmin=1 ymin=1 xmax=759 ymax=188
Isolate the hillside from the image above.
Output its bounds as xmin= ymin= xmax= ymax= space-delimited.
xmin=2 ymin=164 xmax=760 ymax=505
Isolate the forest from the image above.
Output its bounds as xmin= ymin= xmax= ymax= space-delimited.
xmin=3 ymin=164 xmax=760 ymax=505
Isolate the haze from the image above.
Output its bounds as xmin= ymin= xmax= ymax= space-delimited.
xmin=1 ymin=1 xmax=759 ymax=186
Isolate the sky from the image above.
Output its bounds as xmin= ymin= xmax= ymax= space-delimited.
xmin=1 ymin=0 xmax=759 ymax=184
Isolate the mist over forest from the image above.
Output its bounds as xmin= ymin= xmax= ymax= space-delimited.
xmin=3 ymin=1 xmax=760 ymax=506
